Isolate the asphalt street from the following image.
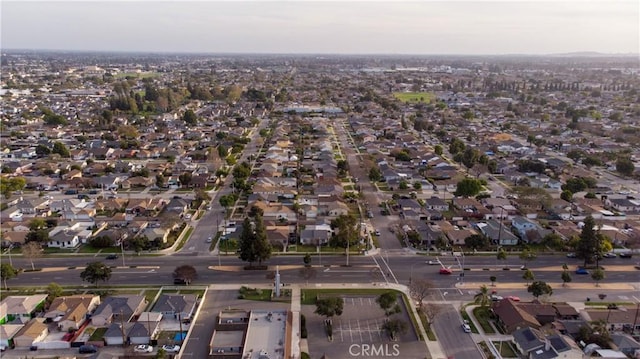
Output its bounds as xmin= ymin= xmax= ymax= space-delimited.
xmin=433 ymin=305 xmax=481 ymax=359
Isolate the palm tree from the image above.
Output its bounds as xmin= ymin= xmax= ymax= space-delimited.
xmin=474 ymin=285 xmax=490 ymax=307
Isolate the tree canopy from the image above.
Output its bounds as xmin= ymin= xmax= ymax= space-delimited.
xmin=173 ymin=265 xmax=197 ymax=284
xmin=314 ymin=297 xmax=344 ymax=318
xmin=238 ymin=214 xmax=272 ymax=267
xmin=527 ymin=280 xmax=553 ymax=298
xmin=0 ymin=263 xmax=18 ymax=290
xmin=80 ymin=262 xmax=112 ymax=287
xmin=455 ymin=177 xmax=483 ymax=197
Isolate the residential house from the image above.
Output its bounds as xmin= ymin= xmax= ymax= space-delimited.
xmin=475 ymin=220 xmax=519 ymax=246
xmin=512 ymin=327 xmax=583 ymax=359
xmin=583 ymin=306 xmax=640 ymax=332
xmin=512 ymin=216 xmax=551 ymax=243
xmin=0 ymin=295 xmax=47 ymax=324
xmin=0 ymin=324 xmax=23 ymax=348
xmin=152 ymin=294 xmax=198 ymax=320
xmin=12 ymin=318 xmax=48 ymax=348
xmin=425 ymin=197 xmax=449 ymax=212
xmin=91 ymin=295 xmax=147 ymax=327
xmin=610 ymin=333 xmax=640 ymax=359
xmin=492 ymin=299 xmax=541 ymax=334
xmin=44 ymin=295 xmax=100 ymax=331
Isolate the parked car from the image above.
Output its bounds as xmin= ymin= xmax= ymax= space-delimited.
xmin=506 ymin=296 xmax=521 ymax=302
xmin=603 ymin=252 xmax=617 ymax=258
xmin=576 ymin=268 xmax=589 ymax=275
xmin=619 ymin=252 xmax=633 ymax=258
xmin=134 ymin=345 xmax=153 ymax=353
xmin=374 ymin=230 xmax=381 ymax=236
xmin=462 ymin=322 xmax=471 ymax=333
xmin=566 ymin=253 xmax=577 ymax=258
xmin=0 ymin=344 xmax=7 ymax=352
xmin=206 ymin=236 xmax=213 ymax=243
xmin=79 ymin=344 xmax=98 ymax=354
xmin=490 ymin=295 xmax=504 ymax=301
xmin=105 ymin=254 xmax=118 ymax=260
xmin=439 ymin=268 xmax=452 ymax=275
xmin=174 ymin=278 xmax=190 ymax=285
xmin=161 ymin=345 xmax=181 ymax=353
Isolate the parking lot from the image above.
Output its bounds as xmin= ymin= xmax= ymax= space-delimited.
xmin=303 ymin=295 xmax=426 ymax=359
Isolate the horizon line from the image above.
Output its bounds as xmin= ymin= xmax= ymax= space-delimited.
xmin=2 ymin=48 xmax=639 ymax=58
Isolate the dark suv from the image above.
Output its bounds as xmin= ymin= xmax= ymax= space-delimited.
xmin=105 ymin=254 xmax=118 ymax=260
xmin=79 ymin=344 xmax=98 ymax=354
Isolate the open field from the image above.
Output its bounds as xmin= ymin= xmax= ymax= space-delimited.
xmin=393 ymin=92 xmax=435 ymax=103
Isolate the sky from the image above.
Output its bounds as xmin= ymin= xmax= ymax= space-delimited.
xmin=1 ymin=1 xmax=638 ymax=55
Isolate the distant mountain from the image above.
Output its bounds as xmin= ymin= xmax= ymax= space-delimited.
xmin=548 ymin=51 xmax=638 ymax=57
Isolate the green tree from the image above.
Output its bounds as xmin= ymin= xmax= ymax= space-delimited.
xmin=561 ymin=190 xmax=573 ymax=202
xmin=561 ymin=270 xmax=572 ymax=287
xmin=381 ymin=318 xmax=408 ymax=340
xmin=253 ymin=214 xmax=272 ymax=265
xmin=413 ymin=182 xmax=422 ymax=190
xmin=369 ymin=167 xmax=382 ymax=182
xmin=0 ymin=176 xmax=26 ymax=198
xmin=490 ymin=276 xmax=497 ymax=287
xmin=497 ymin=249 xmax=507 ymax=262
xmin=399 ymin=180 xmax=409 ymax=190
xmin=46 ymin=282 xmax=64 ymax=304
xmin=80 ymin=262 xmax=112 ymax=287
xmin=454 ymin=177 xmax=483 ymax=197
xmin=464 ymin=234 xmax=488 ymax=250
xmin=376 ymin=292 xmax=400 ymax=317
xmin=182 ymin=109 xmax=198 ymax=125
xmin=329 ymin=214 xmax=358 ymax=248
xmin=576 ymin=215 xmax=599 ymax=266
xmin=36 ymin=144 xmax=51 ymax=156
xmin=178 ymin=172 xmax=192 ymax=188
xmin=434 ymin=145 xmax=443 ymax=156
xmin=52 ymin=141 xmax=70 ymax=157
xmin=591 ymin=268 xmax=605 ymax=287
xmin=303 ymin=253 xmax=311 ymax=266
xmin=29 ymin=218 xmax=47 ymax=231
xmin=238 ymin=214 xmax=272 ymax=267
xmin=519 ymin=249 xmax=537 ymax=267
xmin=173 ymin=265 xmax=197 ymax=285
xmin=0 ymin=263 xmax=18 ymax=290
xmin=462 ymin=147 xmax=480 ymax=170
xmin=616 ymin=157 xmax=635 ymax=176
xmin=449 ymin=138 xmax=465 ymax=155
xmin=527 ymin=280 xmax=553 ymax=298
xmin=314 ymin=297 xmax=344 ymax=319
xmin=474 ymin=285 xmax=491 ymax=307
xmin=522 ymin=269 xmax=535 ymax=285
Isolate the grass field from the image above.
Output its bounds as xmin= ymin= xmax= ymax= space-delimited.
xmin=393 ymin=92 xmax=435 ymax=103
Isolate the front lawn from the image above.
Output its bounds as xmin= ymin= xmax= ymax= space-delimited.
xmin=492 ymin=341 xmax=519 ymax=358
xmin=472 ymin=306 xmax=496 ymax=334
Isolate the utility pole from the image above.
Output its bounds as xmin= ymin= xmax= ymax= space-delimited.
xmin=120 ymin=310 xmax=126 ymax=347
xmin=121 ymin=240 xmax=126 ymax=267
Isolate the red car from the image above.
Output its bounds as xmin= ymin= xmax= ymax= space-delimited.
xmin=439 ymin=268 xmax=453 ymax=275
xmin=506 ymin=296 xmax=521 ymax=302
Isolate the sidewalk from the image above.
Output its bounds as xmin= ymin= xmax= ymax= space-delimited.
xmin=456 ymin=281 xmax=636 ymax=291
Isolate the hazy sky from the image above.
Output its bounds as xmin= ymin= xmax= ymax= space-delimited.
xmin=2 ymin=1 xmax=638 ymax=55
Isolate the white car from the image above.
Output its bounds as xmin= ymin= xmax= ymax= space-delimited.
xmin=462 ymin=322 xmax=471 ymax=333
xmin=206 ymin=236 xmax=213 ymax=243
xmin=134 ymin=345 xmax=153 ymax=353
xmin=427 ymin=260 xmax=439 ymax=265
xmin=161 ymin=345 xmax=180 ymax=353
